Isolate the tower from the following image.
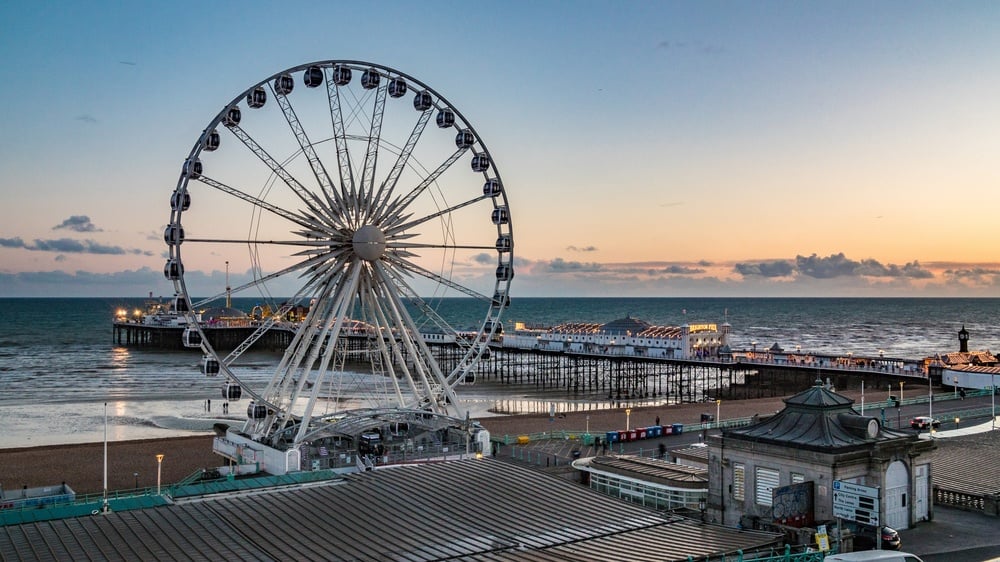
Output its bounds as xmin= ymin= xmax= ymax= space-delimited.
xmin=958 ymin=325 xmax=969 ymax=353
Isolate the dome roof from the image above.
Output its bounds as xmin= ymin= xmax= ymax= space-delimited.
xmin=599 ymin=315 xmax=651 ymax=335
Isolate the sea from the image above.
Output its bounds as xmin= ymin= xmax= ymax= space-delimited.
xmin=1 ymin=296 xmax=998 ymax=449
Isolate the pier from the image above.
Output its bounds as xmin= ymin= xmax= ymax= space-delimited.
xmin=112 ymin=321 xmax=294 ymax=351
xmin=114 ymin=318 xmax=936 ymax=406
xmin=432 ymin=344 xmax=931 ymax=405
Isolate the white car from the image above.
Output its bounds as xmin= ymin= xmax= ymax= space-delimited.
xmin=825 ymin=551 xmax=923 ymax=562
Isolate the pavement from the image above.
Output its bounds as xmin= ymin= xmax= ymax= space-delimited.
xmin=918 ymin=415 xmax=999 ymax=439
xmin=898 ymin=506 xmax=1000 ymax=562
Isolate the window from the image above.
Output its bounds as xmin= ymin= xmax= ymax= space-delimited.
xmin=755 ymin=467 xmax=779 ymax=507
xmin=791 ymin=472 xmax=805 ymax=484
xmin=733 ymin=463 xmax=745 ymax=501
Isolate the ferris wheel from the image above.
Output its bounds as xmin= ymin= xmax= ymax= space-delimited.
xmin=164 ymin=61 xmax=512 ymax=450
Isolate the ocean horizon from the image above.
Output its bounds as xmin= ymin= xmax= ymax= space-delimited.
xmin=1 ymin=296 xmax=997 ymax=448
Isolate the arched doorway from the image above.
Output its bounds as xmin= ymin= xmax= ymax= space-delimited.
xmin=884 ymin=460 xmax=909 ymax=529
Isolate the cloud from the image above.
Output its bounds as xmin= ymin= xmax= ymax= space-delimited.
xmin=659 ymin=265 xmax=705 ymax=275
xmin=471 ymin=252 xmax=494 ymax=265
xmin=0 ymin=237 xmax=152 ymax=256
xmin=734 ymin=260 xmax=795 ymax=278
xmin=53 ymin=216 xmax=102 ymax=232
xmin=535 ymin=258 xmax=604 ymax=273
xmin=0 ymin=237 xmax=27 ymax=249
xmin=795 ymin=253 xmax=933 ymax=280
xmin=76 ymin=114 xmax=98 ymax=124
xmin=566 ymin=245 xmax=597 ymax=252
xmin=733 ymin=254 xmax=934 ymax=280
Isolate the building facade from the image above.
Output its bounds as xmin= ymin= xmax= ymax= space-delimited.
xmin=706 ymin=383 xmax=935 ymax=532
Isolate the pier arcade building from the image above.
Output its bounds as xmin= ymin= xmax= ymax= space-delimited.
xmin=706 ymin=382 xmax=935 ymax=534
xmin=505 ymin=315 xmax=730 ymax=360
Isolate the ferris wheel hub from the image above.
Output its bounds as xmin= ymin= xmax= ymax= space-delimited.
xmin=352 ymin=224 xmax=387 ymax=261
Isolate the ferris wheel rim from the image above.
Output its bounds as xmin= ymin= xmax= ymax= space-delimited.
xmin=164 ymin=59 xmax=513 ymax=442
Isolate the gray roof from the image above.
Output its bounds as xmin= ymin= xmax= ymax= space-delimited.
xmin=0 ymin=460 xmax=782 ymax=561
xmin=599 ymin=315 xmax=652 ymax=335
xmin=721 ymin=383 xmax=911 ymax=452
xmin=584 ymin=455 xmax=708 ymax=489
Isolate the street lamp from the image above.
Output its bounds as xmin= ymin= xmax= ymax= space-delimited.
xmin=716 ymin=400 xmax=721 ymax=424
xmin=992 ymin=374 xmax=996 ymax=431
xmin=156 ymin=454 xmax=165 ymax=495
xmin=586 ymin=415 xmax=590 ymax=435
xmin=625 ymin=408 xmax=632 ymax=431
xmin=928 ymin=373 xmax=933 ymax=420
xmin=751 ymin=341 xmax=757 ymax=360
xmin=134 ymin=472 xmax=139 ymax=490
xmin=899 ymin=381 xmax=904 ymax=404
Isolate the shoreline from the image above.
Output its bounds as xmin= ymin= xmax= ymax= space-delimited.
xmin=0 ymin=391 xmax=865 ymax=495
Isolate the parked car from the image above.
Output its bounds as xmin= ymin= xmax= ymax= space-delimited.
xmin=853 ymin=525 xmax=902 ymax=551
xmin=825 ymin=551 xmax=922 ymax=562
xmin=909 ymin=416 xmax=940 ymax=430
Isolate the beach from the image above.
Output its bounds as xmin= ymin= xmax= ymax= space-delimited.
xmin=0 ymin=391 xmax=859 ymax=495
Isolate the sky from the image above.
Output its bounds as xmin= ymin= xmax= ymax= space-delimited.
xmin=1 ymin=1 xmax=999 ymax=298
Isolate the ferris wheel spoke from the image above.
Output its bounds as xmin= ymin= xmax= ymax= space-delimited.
xmin=291 ymin=265 xmax=364 ymax=443
xmin=372 ymin=262 xmax=458 ymax=411
xmin=360 ymin=282 xmax=412 ymax=407
xmin=380 ymin=147 xmax=468 ymax=226
xmin=389 ymin=242 xmax=497 ymax=251
xmin=358 ymin=80 xmax=388 ymax=220
xmin=325 ymin=71 xmax=356 ymax=225
xmin=258 ymin=270 xmax=345 ymax=402
xmin=226 ymin=123 xmax=341 ymax=229
xmin=183 ymin=237 xmax=346 ymax=248
xmin=270 ymin=82 xmax=349 ymax=225
xmin=386 ymin=194 xmax=491 ymax=236
xmin=382 ymin=271 xmax=473 ymax=355
xmin=196 ymin=175 xmax=322 ymax=232
xmin=367 ymin=108 xmax=433 ymax=223
xmin=387 ymin=254 xmax=491 ymax=302
xmin=188 ymin=253 xmax=331 ymax=311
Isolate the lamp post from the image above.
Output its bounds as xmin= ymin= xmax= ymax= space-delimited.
xmin=899 ymin=381 xmax=904 ymax=404
xmin=990 ymin=374 xmax=996 ymax=430
xmin=586 ymin=415 xmax=590 ymax=435
xmin=625 ymin=408 xmax=632 ymax=431
xmin=134 ymin=472 xmax=139 ymax=490
xmin=156 ymin=454 xmax=164 ymax=495
xmin=928 ymin=374 xmax=933 ymax=419
xmin=751 ymin=341 xmax=757 ymax=360
xmin=716 ymin=400 xmax=721 ymax=424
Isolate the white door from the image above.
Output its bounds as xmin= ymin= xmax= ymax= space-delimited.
xmin=914 ymin=464 xmax=929 ymax=521
xmin=885 ymin=461 xmax=909 ymax=530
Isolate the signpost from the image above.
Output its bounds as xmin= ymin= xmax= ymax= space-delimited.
xmin=832 ymin=480 xmax=880 ymax=526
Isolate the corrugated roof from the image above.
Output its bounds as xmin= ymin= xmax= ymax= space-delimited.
xmin=586 ymin=455 xmax=708 ymax=488
xmin=0 ymin=460 xmax=782 ymax=561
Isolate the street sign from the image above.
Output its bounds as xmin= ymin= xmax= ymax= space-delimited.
xmin=832 ymin=480 xmax=880 ymax=526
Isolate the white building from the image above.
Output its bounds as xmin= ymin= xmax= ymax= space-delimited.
xmin=504 ymin=315 xmax=730 ymax=360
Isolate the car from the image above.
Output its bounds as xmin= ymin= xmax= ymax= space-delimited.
xmin=825 ymin=551 xmax=923 ymax=562
xmin=852 ymin=525 xmax=902 ymax=551
xmin=909 ymin=416 xmax=940 ymax=430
